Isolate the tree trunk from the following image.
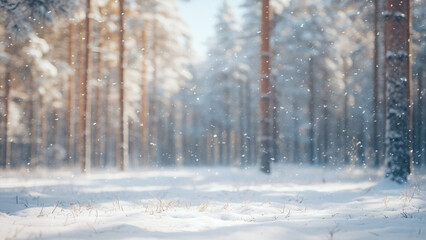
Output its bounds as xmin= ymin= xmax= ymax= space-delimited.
xmin=29 ymin=76 xmax=38 ymax=168
xmin=259 ymin=0 xmax=272 ymax=173
xmin=422 ymin=68 xmax=426 ymax=167
xmin=1 ymin=58 xmax=11 ymax=169
xmin=292 ymin=99 xmax=299 ymax=163
xmin=321 ymin=71 xmax=330 ymax=165
xmin=150 ymin=18 xmax=158 ymax=165
xmin=239 ymin=80 xmax=246 ymax=167
xmin=343 ymin=58 xmax=350 ymax=165
xmin=67 ymin=22 xmax=75 ymax=167
xmin=218 ymin=127 xmax=224 ymax=165
xmin=208 ymin=127 xmax=215 ymax=165
xmin=224 ymin=88 xmax=231 ymax=165
xmin=416 ymin=68 xmax=425 ymax=166
xmin=227 ymin=126 xmax=232 ymax=165
xmin=79 ymin=0 xmax=92 ymax=173
xmin=384 ymin=0 xmax=412 ymax=183
xmin=40 ymin=96 xmax=47 ymax=167
xmin=308 ymin=57 xmax=315 ymax=164
xmin=272 ymin=86 xmax=279 ymax=163
xmin=104 ymin=74 xmax=112 ymax=166
xmin=373 ymin=0 xmax=380 ymax=167
xmin=140 ymin=25 xmax=148 ymax=166
xmin=356 ymin=121 xmax=366 ymax=165
xmin=245 ymin=79 xmax=253 ymax=165
xmin=167 ymin=104 xmax=176 ymax=165
xmin=94 ymin=45 xmax=104 ymax=168
xmin=117 ymin=0 xmax=127 ymax=171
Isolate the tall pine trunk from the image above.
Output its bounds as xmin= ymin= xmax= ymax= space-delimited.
xmin=373 ymin=0 xmax=381 ymax=167
xmin=272 ymin=87 xmax=279 ymax=163
xmin=308 ymin=57 xmax=315 ymax=164
xmin=67 ymin=22 xmax=75 ymax=167
xmin=94 ymin=45 xmax=104 ymax=168
xmin=245 ymin=80 xmax=253 ymax=165
xmin=224 ymin=88 xmax=231 ymax=165
xmin=29 ymin=75 xmax=38 ymax=168
xmin=259 ymin=0 xmax=272 ymax=173
xmin=104 ymin=73 xmax=112 ymax=165
xmin=1 ymin=48 xmax=12 ymax=169
xmin=421 ymin=68 xmax=426 ymax=166
xmin=292 ymin=99 xmax=299 ymax=163
xmin=40 ymin=96 xmax=47 ymax=167
xmin=79 ymin=0 xmax=92 ymax=172
xmin=140 ymin=25 xmax=148 ymax=166
xmin=150 ymin=18 xmax=158 ymax=165
xmin=321 ymin=71 xmax=330 ymax=165
xmin=343 ymin=58 xmax=350 ymax=165
xmin=239 ymin=80 xmax=246 ymax=167
xmin=384 ymin=0 xmax=412 ymax=183
xmin=416 ymin=67 xmax=425 ymax=166
xmin=117 ymin=0 xmax=127 ymax=171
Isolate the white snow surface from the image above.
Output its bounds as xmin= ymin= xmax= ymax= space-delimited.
xmin=1 ymin=164 xmax=425 ymax=240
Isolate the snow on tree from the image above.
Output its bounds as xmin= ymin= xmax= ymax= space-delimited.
xmin=141 ymin=0 xmax=192 ymax=165
xmin=239 ymin=0 xmax=262 ymax=166
xmin=239 ymin=0 xmax=287 ymax=168
xmin=412 ymin=0 xmax=426 ymax=167
xmin=203 ymin=0 xmax=246 ymax=165
xmin=384 ymin=0 xmax=412 ymax=183
xmin=258 ymin=0 xmax=273 ymax=173
xmin=0 ymin=0 xmax=78 ymax=39
xmin=272 ymin=0 xmax=361 ymax=165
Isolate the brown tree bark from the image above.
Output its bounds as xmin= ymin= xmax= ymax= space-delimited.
xmin=308 ymin=57 xmax=315 ymax=165
xmin=94 ymin=35 xmax=104 ymax=168
xmin=40 ymin=96 xmax=47 ymax=167
xmin=67 ymin=22 xmax=75 ymax=167
xmin=343 ymin=58 xmax=349 ymax=165
xmin=384 ymin=0 xmax=412 ymax=183
xmin=79 ymin=0 xmax=92 ymax=172
xmin=140 ymin=25 xmax=148 ymax=166
xmin=1 ymin=51 xmax=12 ymax=169
xmin=104 ymin=72 xmax=112 ymax=165
xmin=245 ymin=79 xmax=253 ymax=165
xmin=117 ymin=0 xmax=127 ymax=171
xmin=373 ymin=0 xmax=380 ymax=167
xmin=292 ymin=99 xmax=299 ymax=163
xmin=29 ymin=75 xmax=38 ymax=168
xmin=150 ymin=18 xmax=158 ymax=165
xmin=259 ymin=0 xmax=272 ymax=173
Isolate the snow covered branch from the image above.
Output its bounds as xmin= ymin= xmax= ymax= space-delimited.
xmin=1 ymin=0 xmax=78 ymax=39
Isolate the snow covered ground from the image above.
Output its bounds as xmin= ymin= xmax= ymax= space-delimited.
xmin=1 ymin=164 xmax=425 ymax=240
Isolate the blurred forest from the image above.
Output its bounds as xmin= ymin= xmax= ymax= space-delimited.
xmin=0 ymin=0 xmax=424 ymax=178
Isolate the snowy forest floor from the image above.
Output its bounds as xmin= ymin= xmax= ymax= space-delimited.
xmin=0 ymin=164 xmax=425 ymax=240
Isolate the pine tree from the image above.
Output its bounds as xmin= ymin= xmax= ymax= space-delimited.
xmin=412 ymin=0 xmax=426 ymax=167
xmin=0 ymin=39 xmax=13 ymax=169
xmin=372 ymin=0 xmax=381 ymax=167
xmin=204 ymin=0 xmax=245 ymax=165
xmin=384 ymin=0 xmax=412 ymax=183
xmin=146 ymin=0 xmax=191 ymax=166
xmin=67 ymin=22 xmax=75 ymax=167
xmin=140 ymin=25 xmax=149 ymax=166
xmin=117 ymin=0 xmax=127 ymax=171
xmin=1 ymin=0 xmax=77 ymax=39
xmin=78 ymin=0 xmax=92 ymax=173
xmin=259 ymin=0 xmax=272 ymax=173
